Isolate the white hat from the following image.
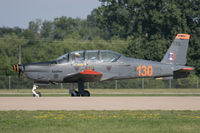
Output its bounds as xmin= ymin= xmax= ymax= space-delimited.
xmin=74 ymin=52 xmax=80 ymax=56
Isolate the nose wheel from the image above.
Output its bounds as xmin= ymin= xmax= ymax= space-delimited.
xmin=33 ymin=92 xmax=42 ymax=97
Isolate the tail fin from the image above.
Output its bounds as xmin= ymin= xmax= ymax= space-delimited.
xmin=161 ymin=34 xmax=190 ymax=65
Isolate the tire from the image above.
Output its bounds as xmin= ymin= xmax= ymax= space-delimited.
xmin=33 ymin=92 xmax=41 ymax=97
xmin=71 ymin=91 xmax=80 ymax=97
xmin=37 ymin=92 xmax=42 ymax=97
xmin=82 ymin=90 xmax=90 ymax=97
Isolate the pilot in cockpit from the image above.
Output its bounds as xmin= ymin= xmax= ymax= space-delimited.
xmin=74 ymin=52 xmax=81 ymax=62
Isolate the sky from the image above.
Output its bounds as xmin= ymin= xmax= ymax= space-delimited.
xmin=0 ymin=0 xmax=100 ymax=28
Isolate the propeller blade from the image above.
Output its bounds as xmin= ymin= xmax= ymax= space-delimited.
xmin=11 ymin=64 xmax=23 ymax=80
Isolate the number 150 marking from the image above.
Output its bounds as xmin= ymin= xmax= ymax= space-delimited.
xmin=137 ymin=65 xmax=153 ymax=76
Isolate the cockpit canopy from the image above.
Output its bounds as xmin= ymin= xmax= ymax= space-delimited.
xmin=56 ymin=50 xmax=121 ymax=64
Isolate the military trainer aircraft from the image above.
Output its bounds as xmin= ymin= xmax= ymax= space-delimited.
xmin=12 ymin=34 xmax=194 ymax=97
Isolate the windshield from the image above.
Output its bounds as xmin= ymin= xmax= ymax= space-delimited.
xmin=101 ymin=51 xmax=121 ymax=62
xmin=86 ymin=50 xmax=99 ymax=63
xmin=56 ymin=53 xmax=69 ymax=64
xmin=56 ymin=50 xmax=121 ymax=64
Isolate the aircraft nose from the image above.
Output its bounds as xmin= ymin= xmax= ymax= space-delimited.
xmin=11 ymin=64 xmax=24 ymax=79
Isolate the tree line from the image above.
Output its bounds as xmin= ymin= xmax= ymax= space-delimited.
xmin=0 ymin=0 xmax=199 ymax=76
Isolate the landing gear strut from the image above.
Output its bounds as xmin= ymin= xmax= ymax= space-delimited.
xmin=69 ymin=83 xmax=80 ymax=96
xmin=69 ymin=81 xmax=90 ymax=97
xmin=32 ymin=84 xmax=41 ymax=97
xmin=78 ymin=81 xmax=90 ymax=97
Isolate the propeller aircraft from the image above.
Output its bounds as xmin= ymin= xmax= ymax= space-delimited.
xmin=12 ymin=34 xmax=194 ymax=97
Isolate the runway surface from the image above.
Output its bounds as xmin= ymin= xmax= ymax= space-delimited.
xmin=0 ymin=97 xmax=200 ymax=111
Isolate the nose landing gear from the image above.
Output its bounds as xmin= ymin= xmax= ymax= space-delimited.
xmin=32 ymin=84 xmax=41 ymax=97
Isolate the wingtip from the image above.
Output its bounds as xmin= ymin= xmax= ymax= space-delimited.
xmin=181 ymin=67 xmax=195 ymax=71
xmin=176 ymin=34 xmax=190 ymax=40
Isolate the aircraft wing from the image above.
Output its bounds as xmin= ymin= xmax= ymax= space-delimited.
xmin=63 ymin=70 xmax=103 ymax=82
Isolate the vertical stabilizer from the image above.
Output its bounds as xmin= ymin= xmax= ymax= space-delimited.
xmin=161 ymin=34 xmax=190 ymax=65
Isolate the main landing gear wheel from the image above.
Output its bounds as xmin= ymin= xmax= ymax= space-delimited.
xmin=71 ymin=91 xmax=80 ymax=97
xmin=71 ymin=90 xmax=90 ymax=97
xmin=82 ymin=90 xmax=90 ymax=97
xmin=77 ymin=81 xmax=90 ymax=97
xmin=70 ymin=81 xmax=91 ymax=97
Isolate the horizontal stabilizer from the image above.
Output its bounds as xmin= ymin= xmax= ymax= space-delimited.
xmin=173 ymin=66 xmax=194 ymax=79
xmin=155 ymin=77 xmax=173 ymax=80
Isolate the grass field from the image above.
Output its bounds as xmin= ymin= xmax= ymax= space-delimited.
xmin=0 ymin=110 xmax=200 ymax=133
xmin=0 ymin=88 xmax=200 ymax=96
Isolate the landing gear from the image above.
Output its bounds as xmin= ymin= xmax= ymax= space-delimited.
xmin=32 ymin=84 xmax=41 ymax=97
xmin=69 ymin=83 xmax=80 ymax=97
xmin=71 ymin=91 xmax=80 ymax=96
xmin=78 ymin=80 xmax=90 ymax=97
xmin=83 ymin=90 xmax=90 ymax=97
xmin=33 ymin=92 xmax=41 ymax=97
xmin=69 ymin=81 xmax=90 ymax=97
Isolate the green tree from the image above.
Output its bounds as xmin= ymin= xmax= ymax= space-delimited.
xmin=40 ymin=21 xmax=54 ymax=39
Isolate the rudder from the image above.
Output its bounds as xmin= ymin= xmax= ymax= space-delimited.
xmin=161 ymin=34 xmax=190 ymax=65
